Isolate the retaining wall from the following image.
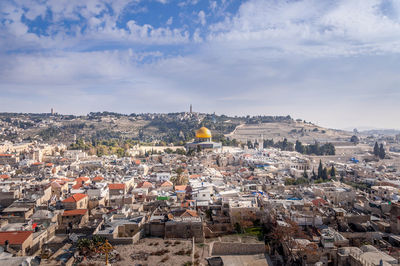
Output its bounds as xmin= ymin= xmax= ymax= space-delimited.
xmin=211 ymin=242 xmax=265 ymax=256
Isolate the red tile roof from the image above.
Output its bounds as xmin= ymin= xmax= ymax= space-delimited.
xmin=62 ymin=193 xmax=87 ymax=203
xmin=175 ymin=185 xmax=187 ymax=191
xmin=0 ymin=231 xmax=33 ymax=245
xmin=72 ymin=183 xmax=83 ymax=189
xmin=190 ymin=174 xmax=201 ymax=179
xmin=92 ymin=176 xmax=104 ymax=182
xmin=75 ymin=177 xmax=90 ymax=183
xmin=312 ymin=198 xmax=328 ymax=206
xmin=108 ymin=183 xmax=125 ymax=190
xmin=161 ymin=181 xmax=173 ymax=187
xmin=62 ymin=209 xmax=88 ymax=216
xmin=0 ymin=154 xmax=13 ymax=157
xmin=181 ymin=209 xmax=198 ymax=217
xmin=51 ymin=181 xmax=62 ymax=188
xmin=0 ymin=175 xmax=10 ymax=179
xmin=138 ymin=181 xmax=153 ymax=188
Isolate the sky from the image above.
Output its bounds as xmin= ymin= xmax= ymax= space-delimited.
xmin=1 ymin=0 xmax=400 ymax=129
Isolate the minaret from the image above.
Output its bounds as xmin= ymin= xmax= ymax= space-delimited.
xmin=190 ymin=104 xmax=193 ymax=114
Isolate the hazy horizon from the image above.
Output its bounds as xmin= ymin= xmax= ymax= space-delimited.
xmin=1 ymin=0 xmax=400 ymax=129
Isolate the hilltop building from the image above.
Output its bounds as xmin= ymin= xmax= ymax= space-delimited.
xmin=186 ymin=127 xmax=222 ymax=151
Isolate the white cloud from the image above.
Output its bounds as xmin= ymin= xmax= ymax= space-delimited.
xmin=166 ymin=16 xmax=173 ymax=25
xmin=198 ymin=10 xmax=206 ymax=26
xmin=209 ymin=1 xmax=217 ymax=11
xmin=0 ymin=0 xmax=190 ymax=50
xmin=3 ymin=0 xmax=400 ymax=128
xmin=155 ymin=0 xmax=169 ymax=4
xmin=207 ymin=0 xmax=400 ymax=56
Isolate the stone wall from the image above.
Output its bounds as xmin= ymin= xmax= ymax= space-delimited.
xmin=211 ymin=242 xmax=265 ymax=256
xmin=204 ymin=224 xmax=233 ymax=238
xmin=165 ymin=221 xmax=204 ymax=242
xmin=105 ymin=230 xmax=143 ymax=245
xmin=144 ymin=222 xmax=165 ymax=237
xmin=344 ymin=215 xmax=370 ymax=224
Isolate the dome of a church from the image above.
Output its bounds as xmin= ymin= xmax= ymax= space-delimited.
xmin=195 ymin=127 xmax=212 ymax=139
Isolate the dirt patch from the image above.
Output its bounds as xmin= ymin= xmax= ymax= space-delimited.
xmin=81 ymin=238 xmax=209 ymax=266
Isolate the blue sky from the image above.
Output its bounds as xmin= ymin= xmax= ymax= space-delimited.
xmin=1 ymin=0 xmax=400 ymax=129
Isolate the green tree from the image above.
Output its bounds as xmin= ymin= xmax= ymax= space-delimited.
xmin=318 ymin=160 xmax=323 ymax=179
xmin=295 ymin=140 xmax=304 ymax=154
xmin=373 ymin=142 xmax=379 ymax=157
xmin=322 ymin=167 xmax=328 ymax=180
xmin=311 ymin=168 xmax=317 ymax=180
xmin=282 ymin=138 xmax=288 ymax=150
xmin=379 ymin=144 xmax=386 ymax=159
xmin=263 ymin=139 xmax=274 ymax=148
xmin=247 ymin=140 xmax=253 ymax=149
xmin=234 ymin=223 xmax=242 ymax=234
xmin=330 ymin=166 xmax=336 ymax=178
xmin=350 ymin=135 xmax=359 ymax=144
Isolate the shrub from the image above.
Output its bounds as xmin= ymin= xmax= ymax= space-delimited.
xmin=151 ymin=249 xmax=169 ymax=256
xmin=174 ymin=249 xmax=186 ymax=256
xmin=160 ymin=255 xmax=169 ymax=262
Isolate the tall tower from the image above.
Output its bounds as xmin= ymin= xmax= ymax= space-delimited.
xmin=190 ymin=104 xmax=193 ymax=114
xmin=51 ymin=108 xmax=54 ymax=115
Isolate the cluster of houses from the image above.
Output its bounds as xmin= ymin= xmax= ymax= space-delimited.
xmin=1 ymin=138 xmax=400 ymax=265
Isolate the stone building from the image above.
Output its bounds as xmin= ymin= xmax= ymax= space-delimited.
xmin=62 ymin=193 xmax=88 ymax=210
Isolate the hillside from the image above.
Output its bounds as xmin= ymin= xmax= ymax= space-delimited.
xmin=0 ymin=112 xmax=351 ymax=145
xmin=226 ymin=120 xmax=352 ymax=145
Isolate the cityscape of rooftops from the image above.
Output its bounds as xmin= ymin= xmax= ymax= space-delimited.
xmin=1 ymin=1 xmax=400 ymax=265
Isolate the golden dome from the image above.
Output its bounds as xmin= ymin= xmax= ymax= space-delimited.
xmin=195 ymin=127 xmax=212 ymax=139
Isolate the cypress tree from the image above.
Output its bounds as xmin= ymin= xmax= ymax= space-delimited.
xmin=379 ymin=144 xmax=386 ymax=159
xmin=282 ymin=138 xmax=288 ymax=150
xmin=318 ymin=160 xmax=323 ymax=179
xmin=312 ymin=168 xmax=317 ymax=180
xmin=374 ymin=142 xmax=379 ymax=157
xmin=322 ymin=167 xmax=328 ymax=180
xmin=330 ymin=166 xmax=336 ymax=178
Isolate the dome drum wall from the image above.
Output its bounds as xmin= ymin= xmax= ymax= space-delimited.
xmin=186 ymin=126 xmax=222 ymax=151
